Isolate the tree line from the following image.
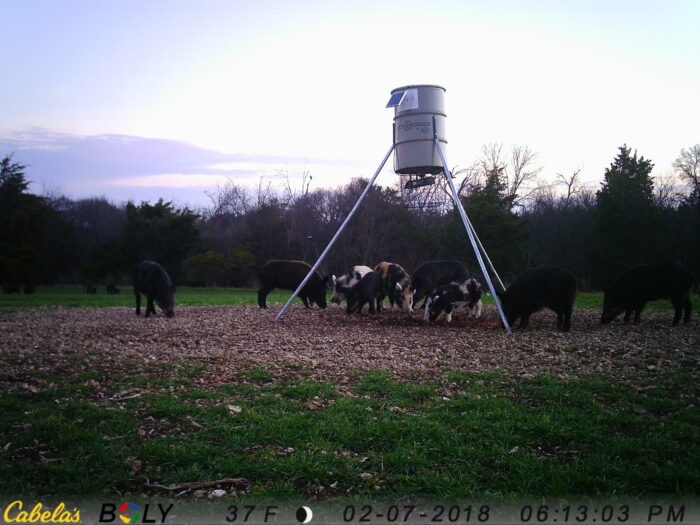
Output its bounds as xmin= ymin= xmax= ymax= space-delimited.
xmin=1 ymin=143 xmax=699 ymax=292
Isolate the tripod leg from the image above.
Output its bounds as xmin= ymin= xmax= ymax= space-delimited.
xmin=434 ymin=138 xmax=512 ymax=334
xmin=275 ymin=144 xmax=395 ymax=321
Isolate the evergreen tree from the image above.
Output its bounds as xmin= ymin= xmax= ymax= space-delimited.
xmin=595 ymin=145 xmax=659 ymax=282
xmin=0 ymin=155 xmax=61 ymax=287
xmin=123 ymin=199 xmax=200 ymax=282
xmin=442 ymin=167 xmax=526 ymax=280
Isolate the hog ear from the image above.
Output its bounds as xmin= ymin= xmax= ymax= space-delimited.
xmin=432 ymin=294 xmax=440 ymax=303
xmin=395 ymin=282 xmax=402 ymax=292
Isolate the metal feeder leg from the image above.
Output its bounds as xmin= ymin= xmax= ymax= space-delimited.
xmin=434 ymin=138 xmax=512 ymax=334
xmin=274 ymin=144 xmax=395 ymax=321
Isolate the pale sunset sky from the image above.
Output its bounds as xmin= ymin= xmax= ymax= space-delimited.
xmin=1 ymin=0 xmax=698 ymax=205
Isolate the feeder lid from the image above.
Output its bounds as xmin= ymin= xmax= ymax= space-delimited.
xmin=391 ymin=84 xmax=446 ymax=93
xmin=387 ymin=85 xmax=446 ymax=108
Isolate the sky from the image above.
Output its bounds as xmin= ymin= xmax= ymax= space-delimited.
xmin=1 ymin=0 xmax=698 ymax=207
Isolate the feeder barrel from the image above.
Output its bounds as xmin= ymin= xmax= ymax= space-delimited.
xmin=390 ymin=84 xmax=447 ymax=175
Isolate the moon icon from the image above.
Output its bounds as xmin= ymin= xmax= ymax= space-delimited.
xmin=296 ymin=506 xmax=313 ymax=523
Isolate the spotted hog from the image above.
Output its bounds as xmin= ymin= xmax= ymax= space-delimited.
xmin=331 ymin=265 xmax=372 ymax=304
xmin=425 ymin=277 xmax=483 ymax=322
xmin=409 ymin=260 xmax=470 ymax=308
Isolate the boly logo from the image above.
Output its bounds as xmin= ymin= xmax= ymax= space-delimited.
xmin=119 ymin=503 xmax=141 ymax=523
xmin=99 ymin=502 xmax=173 ymax=524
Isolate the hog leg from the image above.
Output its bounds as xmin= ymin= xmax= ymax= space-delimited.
xmin=473 ymin=301 xmax=482 ymax=318
xmin=299 ymin=294 xmax=311 ymax=308
xmin=369 ymin=298 xmax=376 ymax=314
xmin=623 ymin=310 xmax=632 ymax=324
xmin=135 ymin=292 xmax=141 ymax=316
xmin=556 ymin=311 xmax=564 ymax=330
xmin=633 ymin=308 xmax=642 ymax=325
xmin=145 ymin=295 xmax=156 ymax=317
xmin=683 ymin=296 xmax=692 ymax=324
xmin=562 ymin=305 xmax=573 ymax=332
xmin=257 ymin=287 xmax=272 ymax=308
xmin=670 ymin=296 xmax=684 ymax=326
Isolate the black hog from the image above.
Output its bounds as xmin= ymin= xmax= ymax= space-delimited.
xmin=601 ymin=261 xmax=694 ymax=326
xmin=84 ymin=283 xmax=97 ymax=294
xmin=106 ymin=284 xmax=120 ymax=295
xmin=409 ymin=260 xmax=470 ymax=308
xmin=425 ymin=277 xmax=482 ymax=322
xmin=346 ymin=271 xmax=383 ymax=314
xmin=331 ymin=265 xmax=372 ymax=304
xmin=257 ymin=260 xmax=329 ymax=309
xmin=134 ymin=260 xmax=175 ymax=318
xmin=499 ymin=265 xmax=578 ymax=331
xmin=374 ymin=261 xmax=412 ymax=312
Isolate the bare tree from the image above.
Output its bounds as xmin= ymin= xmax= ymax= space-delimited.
xmin=255 ymin=177 xmax=276 ymax=208
xmin=206 ymin=179 xmax=252 ymax=217
xmin=555 ymin=168 xmax=583 ymax=208
xmin=469 ymin=143 xmax=545 ymax=208
xmin=455 ymin=163 xmax=480 ymax=197
xmin=653 ymin=170 xmax=684 ymax=208
xmin=279 ymin=167 xmax=313 ymax=207
xmin=479 ymin=143 xmax=507 ymax=184
xmin=673 ymin=144 xmax=700 ymax=197
xmin=508 ymin=144 xmax=543 ymax=206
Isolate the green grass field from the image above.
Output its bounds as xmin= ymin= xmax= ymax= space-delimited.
xmin=1 ymin=368 xmax=698 ymax=499
xmin=1 ymin=285 xmax=697 ymax=311
xmin=0 ymin=285 xmax=288 ymax=308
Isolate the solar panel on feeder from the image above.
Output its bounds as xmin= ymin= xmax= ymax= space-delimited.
xmin=386 ymin=91 xmax=406 ymax=108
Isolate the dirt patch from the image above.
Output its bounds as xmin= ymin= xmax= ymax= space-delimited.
xmin=1 ymin=304 xmax=698 ymax=397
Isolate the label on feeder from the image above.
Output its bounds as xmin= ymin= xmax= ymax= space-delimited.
xmin=397 ymin=119 xmax=432 ymax=134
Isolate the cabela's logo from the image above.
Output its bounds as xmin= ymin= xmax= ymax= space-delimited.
xmin=2 ymin=501 xmax=80 ymax=523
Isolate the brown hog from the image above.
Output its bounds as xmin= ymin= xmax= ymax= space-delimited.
xmin=374 ymin=261 xmax=412 ymax=312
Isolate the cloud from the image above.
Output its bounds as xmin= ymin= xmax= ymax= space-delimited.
xmin=110 ymin=173 xmax=228 ymax=188
xmin=0 ymin=128 xmax=363 ymax=204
